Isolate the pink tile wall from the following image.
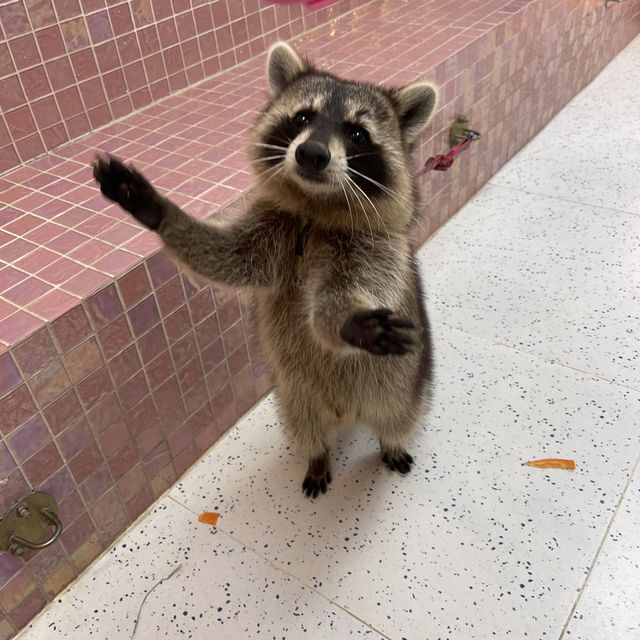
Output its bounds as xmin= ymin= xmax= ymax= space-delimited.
xmin=0 ymin=69 xmax=266 ymax=348
xmin=412 ymin=0 xmax=639 ymax=244
xmin=0 ymin=0 xmax=367 ymax=173
xmin=0 ymin=0 xmax=638 ymax=636
xmin=0 ymin=240 xmax=270 ymax=636
xmin=0 ymin=0 xmax=371 ymax=348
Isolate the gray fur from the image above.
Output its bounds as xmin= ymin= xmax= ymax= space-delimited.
xmin=392 ymin=82 xmax=438 ymax=144
xmin=266 ymin=41 xmax=308 ymax=97
xmin=92 ymin=42 xmax=438 ymax=498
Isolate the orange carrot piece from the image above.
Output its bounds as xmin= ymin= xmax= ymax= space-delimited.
xmin=198 ymin=512 xmax=220 ymax=526
xmin=522 ymin=458 xmax=576 ymax=470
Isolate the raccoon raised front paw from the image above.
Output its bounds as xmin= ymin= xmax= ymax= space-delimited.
xmin=92 ymin=154 xmax=165 ymax=230
xmin=340 ymin=308 xmax=414 ymax=356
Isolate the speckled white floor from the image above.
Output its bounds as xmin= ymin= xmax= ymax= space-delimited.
xmin=17 ymin=36 xmax=640 ymax=640
xmin=490 ymin=36 xmax=640 ymax=214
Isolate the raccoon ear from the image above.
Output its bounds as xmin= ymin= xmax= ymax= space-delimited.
xmin=393 ymin=82 xmax=438 ymax=144
xmin=267 ymin=42 xmax=306 ymax=97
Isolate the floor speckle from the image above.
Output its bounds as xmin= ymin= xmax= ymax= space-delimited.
xmin=16 ymin=34 xmax=640 ymax=640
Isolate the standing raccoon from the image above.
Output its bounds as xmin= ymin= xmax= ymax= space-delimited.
xmin=93 ymin=42 xmax=437 ymax=498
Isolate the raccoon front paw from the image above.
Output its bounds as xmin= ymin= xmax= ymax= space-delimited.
xmin=340 ymin=308 xmax=414 ymax=356
xmin=382 ymin=450 xmax=414 ymax=474
xmin=302 ymin=455 xmax=332 ymax=498
xmin=92 ymin=154 xmax=165 ymax=230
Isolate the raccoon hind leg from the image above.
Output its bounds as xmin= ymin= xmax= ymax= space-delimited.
xmin=302 ymin=452 xmax=332 ymax=499
xmin=369 ymin=405 xmax=421 ymax=476
xmin=381 ymin=449 xmax=414 ymax=474
xmin=277 ymin=385 xmax=334 ymax=498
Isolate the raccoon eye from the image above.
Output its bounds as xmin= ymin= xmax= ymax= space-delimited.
xmin=293 ymin=110 xmax=313 ymax=128
xmin=349 ymin=125 xmax=370 ymax=146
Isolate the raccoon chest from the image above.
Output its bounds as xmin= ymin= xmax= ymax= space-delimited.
xmin=256 ymin=287 xmax=309 ymax=353
xmin=270 ymin=216 xmax=314 ymax=290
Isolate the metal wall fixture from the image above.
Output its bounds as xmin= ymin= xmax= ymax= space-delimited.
xmin=449 ymin=115 xmax=481 ymax=147
xmin=0 ymin=492 xmax=62 ymax=557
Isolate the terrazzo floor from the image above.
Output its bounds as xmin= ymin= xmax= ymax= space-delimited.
xmin=16 ymin=36 xmax=640 ymax=640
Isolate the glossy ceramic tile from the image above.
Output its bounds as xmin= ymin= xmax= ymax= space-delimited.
xmin=168 ymin=324 xmax=640 ymax=639
xmin=5 ymin=13 xmax=640 ymax=640
xmin=564 ymin=464 xmax=640 ymax=639
xmin=418 ymin=185 xmax=640 ymax=389
xmin=490 ymin=38 xmax=640 ymax=214
xmin=18 ymin=498 xmax=384 ymax=639
xmin=560 ymin=36 xmax=640 ymax=117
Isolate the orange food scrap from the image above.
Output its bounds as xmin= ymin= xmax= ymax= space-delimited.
xmin=522 ymin=458 xmax=576 ymax=470
xmin=198 ymin=512 xmax=220 ymax=526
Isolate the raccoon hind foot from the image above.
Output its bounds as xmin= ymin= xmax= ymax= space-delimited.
xmin=340 ymin=308 xmax=415 ymax=356
xmin=302 ymin=454 xmax=332 ymax=499
xmin=92 ymin=154 xmax=165 ymax=230
xmin=382 ymin=449 xmax=414 ymax=475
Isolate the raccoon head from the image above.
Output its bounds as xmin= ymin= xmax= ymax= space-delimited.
xmin=250 ymin=42 xmax=437 ymax=232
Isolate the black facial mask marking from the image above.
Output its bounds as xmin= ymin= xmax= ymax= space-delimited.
xmin=258 ymin=78 xmax=393 ymax=198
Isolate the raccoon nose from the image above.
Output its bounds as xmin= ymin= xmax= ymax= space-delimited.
xmin=295 ymin=140 xmax=331 ymax=172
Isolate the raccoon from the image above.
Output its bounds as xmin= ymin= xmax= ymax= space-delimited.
xmin=93 ymin=42 xmax=437 ymax=498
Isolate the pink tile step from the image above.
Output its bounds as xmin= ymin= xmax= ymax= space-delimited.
xmin=0 ymin=1 xmax=637 ymax=637
xmin=0 ymin=0 xmax=545 ymax=350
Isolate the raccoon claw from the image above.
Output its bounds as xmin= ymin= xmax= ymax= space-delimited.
xmin=302 ymin=471 xmax=332 ymax=498
xmin=92 ymin=154 xmax=165 ymax=230
xmin=382 ymin=450 xmax=414 ymax=475
xmin=340 ymin=308 xmax=414 ymax=356
xmin=302 ymin=455 xmax=332 ymax=499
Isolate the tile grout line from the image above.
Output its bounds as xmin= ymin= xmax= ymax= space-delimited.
xmin=1 ymin=3 xmax=386 ymax=323
xmin=476 ymin=36 xmax=640 ymax=197
xmin=11 ymin=395 xmax=269 ymax=637
xmin=0 ymin=0 xmax=382 ymax=181
xmin=430 ymin=318 xmax=640 ymax=395
xmin=165 ymin=494 xmax=393 ymax=640
xmin=557 ymin=451 xmax=640 ymax=640
xmin=486 ymin=181 xmax=640 ymax=220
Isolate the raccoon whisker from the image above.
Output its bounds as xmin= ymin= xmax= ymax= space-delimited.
xmin=347 ymin=167 xmax=405 ymax=206
xmin=344 ymin=175 xmax=374 ymax=245
xmin=347 ymin=171 xmax=402 ymax=204
xmin=344 ymin=152 xmax=378 ymax=160
xmin=253 ymin=142 xmax=289 ymax=152
xmin=253 ymin=154 xmax=286 ymax=162
xmin=259 ymin=162 xmax=286 ymax=186
xmin=339 ymin=180 xmax=355 ymax=244
xmin=256 ymin=133 xmax=293 ymax=149
xmin=258 ymin=160 xmax=286 ymax=176
xmin=350 ymin=166 xmax=421 ymax=233
xmin=411 ymin=208 xmax=428 ymax=236
xmin=346 ymin=174 xmax=389 ymax=242
xmin=254 ymin=140 xmax=289 ymax=148
xmin=273 ymin=133 xmax=293 ymax=145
